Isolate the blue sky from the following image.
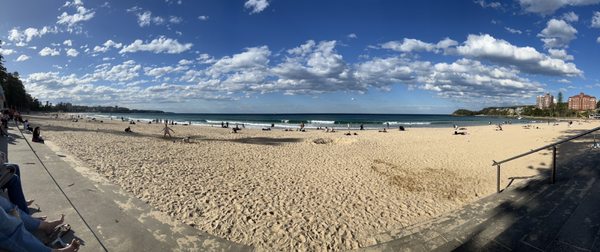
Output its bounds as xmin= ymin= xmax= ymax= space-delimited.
xmin=1 ymin=0 xmax=600 ymax=113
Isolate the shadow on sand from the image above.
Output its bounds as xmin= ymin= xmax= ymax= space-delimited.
xmin=39 ymin=123 xmax=304 ymax=146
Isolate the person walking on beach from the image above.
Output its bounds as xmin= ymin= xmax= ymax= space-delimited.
xmin=162 ymin=122 xmax=174 ymax=138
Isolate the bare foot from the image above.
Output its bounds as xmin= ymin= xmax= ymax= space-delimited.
xmin=27 ymin=199 xmax=34 ymax=206
xmin=39 ymin=214 xmax=65 ymax=234
xmin=35 ymin=215 xmax=48 ymax=221
xmin=52 ymin=239 xmax=80 ymax=252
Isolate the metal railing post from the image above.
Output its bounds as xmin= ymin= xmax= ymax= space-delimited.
xmin=552 ymin=146 xmax=557 ymax=184
xmin=497 ymin=164 xmax=501 ymax=193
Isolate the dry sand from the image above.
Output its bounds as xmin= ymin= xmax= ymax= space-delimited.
xmin=25 ymin=115 xmax=600 ymax=251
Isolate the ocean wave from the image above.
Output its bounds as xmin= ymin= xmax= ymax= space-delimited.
xmin=382 ymin=121 xmax=432 ymax=125
xmin=308 ymin=120 xmax=336 ymax=124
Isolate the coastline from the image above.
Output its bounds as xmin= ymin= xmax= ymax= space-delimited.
xmin=46 ymin=111 xmax=556 ymax=130
xmin=24 ymin=113 xmax=600 ymax=250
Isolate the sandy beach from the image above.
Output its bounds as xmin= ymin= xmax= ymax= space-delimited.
xmin=23 ymin=115 xmax=600 ymax=251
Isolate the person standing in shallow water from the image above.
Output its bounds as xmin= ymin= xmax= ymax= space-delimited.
xmin=162 ymin=121 xmax=174 ymax=138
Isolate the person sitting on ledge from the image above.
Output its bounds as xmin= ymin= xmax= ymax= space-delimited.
xmin=0 ymin=196 xmax=79 ymax=252
xmin=1 ymin=165 xmax=35 ymax=214
xmin=32 ymin=127 xmax=44 ymax=143
xmin=24 ymin=120 xmax=34 ymax=132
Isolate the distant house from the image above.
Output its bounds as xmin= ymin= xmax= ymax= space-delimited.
xmin=536 ymin=93 xmax=554 ymax=109
xmin=568 ymin=92 xmax=596 ymax=111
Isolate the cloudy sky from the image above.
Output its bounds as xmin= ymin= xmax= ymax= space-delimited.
xmin=1 ymin=0 xmax=599 ymax=113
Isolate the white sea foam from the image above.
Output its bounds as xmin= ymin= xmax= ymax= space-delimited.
xmin=383 ymin=121 xmax=431 ymax=125
xmin=308 ymin=120 xmax=335 ymax=124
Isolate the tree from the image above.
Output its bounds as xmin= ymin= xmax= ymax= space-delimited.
xmin=597 ymin=100 xmax=600 ymax=109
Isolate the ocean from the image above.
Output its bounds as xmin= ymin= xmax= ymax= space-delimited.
xmin=84 ymin=113 xmax=537 ymax=130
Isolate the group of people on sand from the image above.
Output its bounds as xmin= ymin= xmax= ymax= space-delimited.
xmin=1 ymin=157 xmax=80 ymax=251
xmin=21 ymin=119 xmax=45 ymax=143
xmin=1 ymin=111 xmax=46 ymax=143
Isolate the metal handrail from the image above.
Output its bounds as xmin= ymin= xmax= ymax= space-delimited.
xmin=491 ymin=125 xmax=600 ymax=193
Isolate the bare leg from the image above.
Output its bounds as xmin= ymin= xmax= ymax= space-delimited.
xmin=39 ymin=214 xmax=65 ymax=234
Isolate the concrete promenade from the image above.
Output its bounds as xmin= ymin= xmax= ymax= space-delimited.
xmin=2 ymin=124 xmax=252 ymax=251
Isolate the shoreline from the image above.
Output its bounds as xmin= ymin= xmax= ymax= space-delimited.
xmin=38 ymin=111 xmax=572 ymax=130
xmin=22 ymin=113 xmax=600 ymax=250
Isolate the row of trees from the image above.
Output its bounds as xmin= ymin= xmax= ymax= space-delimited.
xmin=0 ymin=43 xmax=40 ymax=111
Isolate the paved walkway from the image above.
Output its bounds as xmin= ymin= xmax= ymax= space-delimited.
xmin=2 ymin=125 xmax=252 ymax=251
xmin=361 ymin=138 xmax=600 ymax=251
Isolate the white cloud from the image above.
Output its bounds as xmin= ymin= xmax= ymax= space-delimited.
xmin=66 ymin=48 xmax=79 ymax=57
xmin=207 ymin=46 xmax=270 ymax=76
xmin=381 ymin=38 xmax=457 ymax=53
xmin=592 ymin=11 xmax=600 ymax=28
xmin=7 ymin=26 xmax=58 ymax=45
xmin=93 ymin=60 xmax=142 ymax=82
xmin=198 ymin=15 xmax=209 ymax=21
xmin=57 ymin=4 xmax=95 ymax=29
xmin=538 ymin=19 xmax=577 ymax=48
xmin=178 ymin=59 xmax=193 ymax=65
xmin=144 ymin=65 xmax=188 ymax=78
xmin=197 ymin=53 xmax=216 ymax=64
xmin=597 ymin=36 xmax=600 ymax=43
xmin=382 ymin=39 xmax=435 ymax=52
xmin=347 ymin=33 xmax=358 ymax=39
xmin=39 ymin=47 xmax=60 ymax=56
xmin=561 ymin=11 xmax=579 ymax=22
xmin=169 ymin=16 xmax=182 ymax=24
xmin=165 ymin=0 xmax=183 ymax=4
xmin=62 ymin=0 xmax=84 ymax=8
xmin=455 ymin=34 xmax=581 ymax=76
xmin=436 ymin=38 xmax=459 ymax=49
xmin=419 ymin=59 xmax=543 ymax=102
xmin=17 ymin=36 xmax=578 ymax=107
xmin=26 ymin=71 xmax=92 ymax=88
xmin=0 ymin=48 xmax=16 ymax=56
xmin=518 ymin=0 xmax=600 ymax=15
xmin=505 ymin=27 xmax=523 ymax=34
xmin=63 ymin=39 xmax=73 ymax=46
xmin=93 ymin=40 xmax=123 ymax=53
xmin=119 ymin=36 xmax=193 ymax=54
xmin=245 ymin=0 xmax=269 ymax=14
xmin=15 ymin=54 xmax=30 ymax=62
xmin=354 ymin=57 xmax=424 ymax=89
xmin=547 ymin=48 xmax=574 ymax=60
xmin=269 ymin=40 xmax=361 ymax=94
xmin=474 ymin=0 xmax=501 ymax=8
xmin=134 ymin=10 xmax=167 ymax=27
